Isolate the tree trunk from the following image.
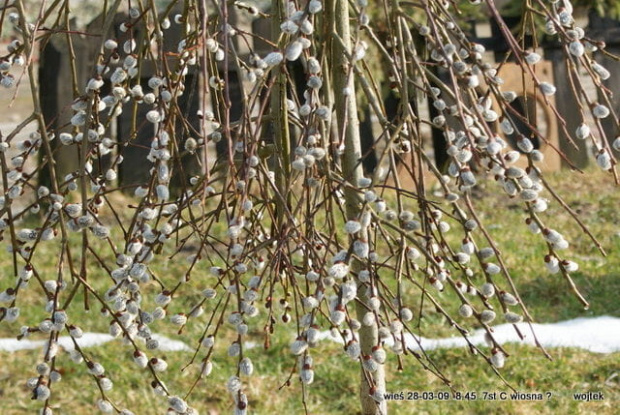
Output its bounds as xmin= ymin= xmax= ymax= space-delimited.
xmin=271 ymin=0 xmax=291 ymax=231
xmin=329 ymin=0 xmax=387 ymax=413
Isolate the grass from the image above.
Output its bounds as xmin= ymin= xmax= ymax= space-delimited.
xmin=0 ymin=167 xmax=619 ymax=414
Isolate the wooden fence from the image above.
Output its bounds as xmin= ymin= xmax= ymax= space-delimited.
xmin=38 ymin=9 xmax=620 ymax=191
xmin=38 ymin=6 xmax=199 ymax=192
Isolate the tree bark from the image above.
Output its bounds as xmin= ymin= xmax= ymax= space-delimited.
xmin=329 ymin=0 xmax=387 ymax=413
xmin=271 ymin=0 xmax=292 ymax=231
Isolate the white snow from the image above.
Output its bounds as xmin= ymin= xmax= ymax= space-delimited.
xmin=0 ymin=332 xmax=192 ymax=353
xmin=404 ymin=315 xmax=620 ymax=353
xmin=0 ymin=316 xmax=618 ymax=354
xmin=316 ymin=315 xmax=620 ymax=354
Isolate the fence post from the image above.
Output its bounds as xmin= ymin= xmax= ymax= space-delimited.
xmin=39 ymin=9 xmax=201 ymax=193
xmin=38 ymin=23 xmax=91 ymax=189
xmin=589 ymin=11 xmax=620 ymax=146
xmin=90 ymin=8 xmax=201 ymax=192
xmin=542 ymin=42 xmax=589 ymax=168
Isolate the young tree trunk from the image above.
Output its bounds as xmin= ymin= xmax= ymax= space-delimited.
xmin=271 ymin=0 xmax=292 ymax=231
xmin=329 ymin=0 xmax=387 ymax=413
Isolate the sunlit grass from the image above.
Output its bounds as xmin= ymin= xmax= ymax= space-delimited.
xmin=0 ymin=168 xmax=618 ymax=414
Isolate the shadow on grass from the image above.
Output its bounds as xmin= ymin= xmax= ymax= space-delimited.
xmin=517 ymin=271 xmax=620 ymax=323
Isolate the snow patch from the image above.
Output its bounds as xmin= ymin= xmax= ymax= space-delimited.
xmin=1 ymin=316 xmax=618 ymax=354
xmin=0 ymin=332 xmax=192 ymax=353
xmin=314 ymin=316 xmax=620 ymax=354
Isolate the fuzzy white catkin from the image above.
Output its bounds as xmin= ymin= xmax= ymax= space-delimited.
xmin=569 ymin=41 xmax=585 ymax=57
xmin=592 ymin=63 xmax=610 ymax=80
xmin=459 ymin=304 xmax=473 ymax=317
xmin=593 ymin=104 xmax=610 ymax=119
xmin=169 ymin=396 xmax=188 ymax=413
xmin=596 ymin=150 xmax=611 ymax=170
xmin=280 ymin=20 xmax=298 ymax=34
xmin=575 ymin=123 xmax=590 ymax=140
xmin=227 ymin=376 xmax=242 ymax=393
xmin=500 ymin=292 xmax=519 ymax=306
xmin=156 ymin=185 xmax=169 ymax=201
xmin=539 ymin=82 xmax=556 ymax=96
xmin=300 ymin=368 xmax=314 ymax=384
xmin=505 ymin=312 xmax=523 ymax=323
xmin=291 ymin=158 xmax=305 ymax=171
xmin=485 ymin=263 xmax=501 ymax=274
xmin=546 ymin=256 xmax=560 ymax=273
xmin=239 ymin=357 xmax=254 ymax=376
xmin=290 ymin=338 xmax=308 ymax=355
xmin=480 ymin=310 xmax=496 ymax=323
xmin=525 ymin=52 xmax=541 ymax=65
xmin=309 ymin=0 xmax=322 ymax=14
xmin=328 ymin=262 xmax=349 ymax=279
xmin=372 ymin=347 xmax=387 ymax=364
xmin=491 ymin=350 xmax=505 ymax=368
xmin=562 ymin=260 xmax=579 ymax=272
xmin=100 ymin=377 xmax=113 ymax=391
xmin=517 ymin=137 xmax=534 ymax=153
xmin=170 ymin=313 xmax=187 ymax=326
xmin=97 ymin=399 xmax=114 ymax=413
xmin=307 ymin=75 xmax=323 ymax=89
xmin=200 ymin=360 xmax=213 ymax=377
xmin=130 ymin=351 xmax=149 ymax=370
xmin=307 ymin=57 xmax=321 ymax=74
xmin=344 ymin=220 xmax=362 ymax=234
xmin=71 ymin=111 xmax=87 ymax=126
xmin=151 ymin=358 xmax=168 ymax=372
xmin=35 ymin=385 xmax=51 ymax=401
xmin=330 ymin=308 xmax=346 ymax=325
xmin=104 ymin=38 xmax=117 ymax=50
xmin=300 ymin=20 xmax=314 ymax=35
xmin=263 ymin=52 xmax=283 ymax=67
xmin=146 ymin=110 xmax=161 ymax=123
xmin=227 ymin=342 xmax=241 ymax=357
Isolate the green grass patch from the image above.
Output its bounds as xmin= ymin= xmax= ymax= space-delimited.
xmin=0 ymin=168 xmax=619 ymax=413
